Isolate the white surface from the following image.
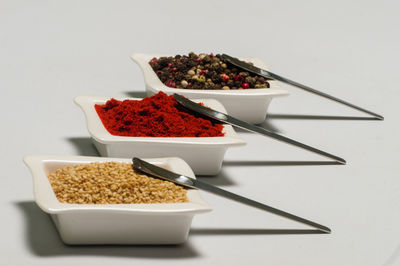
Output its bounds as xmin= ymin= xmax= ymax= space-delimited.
xmin=131 ymin=53 xmax=288 ymax=124
xmin=74 ymin=96 xmax=245 ymax=175
xmin=23 ymin=155 xmax=211 ymax=244
xmin=1 ymin=0 xmax=399 ymax=265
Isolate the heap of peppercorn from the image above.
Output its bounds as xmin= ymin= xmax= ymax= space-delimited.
xmin=148 ymin=52 xmax=270 ymax=90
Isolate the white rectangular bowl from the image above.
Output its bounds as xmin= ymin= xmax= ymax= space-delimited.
xmin=74 ymin=96 xmax=245 ymax=175
xmin=131 ymin=53 xmax=289 ymax=124
xmin=23 ymin=155 xmax=212 ymax=245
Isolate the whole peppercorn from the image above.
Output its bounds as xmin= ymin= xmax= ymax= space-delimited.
xmin=212 ymin=76 xmax=220 ymax=83
xmin=221 ymin=63 xmax=227 ymax=69
xmin=245 ymin=76 xmax=253 ymax=83
xmin=165 ymin=80 xmax=176 ymax=88
xmin=177 ymin=63 xmax=186 ymax=71
xmin=241 ymin=83 xmax=250 ymax=89
xmin=188 ymin=60 xmax=197 ymax=67
xmin=193 ymin=83 xmax=202 ymax=89
xmin=174 ymin=72 xmax=185 ymax=81
xmin=211 ymin=58 xmax=219 ymax=64
xmin=222 ymin=86 xmax=230 ymax=90
xmin=181 ymin=80 xmax=188 ymax=88
xmin=200 ymin=70 xmax=207 ymax=75
xmin=188 ymin=69 xmax=195 ymax=76
xmin=234 ymin=75 xmax=243 ymax=81
xmin=203 ymin=55 xmax=211 ymax=63
xmin=220 ymin=73 xmax=230 ymax=82
xmin=214 ymin=84 xmax=222 ymax=90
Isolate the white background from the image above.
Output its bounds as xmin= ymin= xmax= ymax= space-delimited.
xmin=1 ymin=0 xmax=399 ymax=265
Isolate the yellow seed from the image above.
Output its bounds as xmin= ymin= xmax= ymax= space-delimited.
xmin=47 ymin=162 xmax=188 ymax=204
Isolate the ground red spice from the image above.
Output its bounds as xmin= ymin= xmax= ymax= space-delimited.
xmin=95 ymin=92 xmax=225 ymax=137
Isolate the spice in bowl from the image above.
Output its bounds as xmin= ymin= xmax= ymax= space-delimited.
xmin=95 ymin=91 xmax=225 ymax=137
xmin=47 ymin=162 xmax=188 ymax=204
xmin=148 ymin=52 xmax=270 ymax=90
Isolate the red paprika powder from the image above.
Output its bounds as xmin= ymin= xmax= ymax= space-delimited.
xmin=95 ymin=92 xmax=225 ymax=137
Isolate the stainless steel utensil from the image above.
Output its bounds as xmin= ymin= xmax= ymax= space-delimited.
xmin=173 ymin=94 xmax=346 ymax=164
xmin=133 ymin=157 xmax=331 ymax=233
xmin=221 ymin=54 xmax=383 ymax=120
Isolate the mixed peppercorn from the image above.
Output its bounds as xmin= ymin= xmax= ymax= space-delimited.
xmin=149 ymin=52 xmax=270 ymax=90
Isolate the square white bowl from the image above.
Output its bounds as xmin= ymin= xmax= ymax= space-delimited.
xmin=23 ymin=155 xmax=212 ymax=245
xmin=131 ymin=53 xmax=289 ymax=124
xmin=74 ymin=96 xmax=245 ymax=175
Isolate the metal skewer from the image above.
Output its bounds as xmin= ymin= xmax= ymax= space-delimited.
xmin=133 ymin=157 xmax=331 ymax=233
xmin=221 ymin=54 xmax=383 ymax=120
xmin=173 ymin=94 xmax=346 ymax=164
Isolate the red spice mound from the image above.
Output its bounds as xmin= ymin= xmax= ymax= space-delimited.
xmin=95 ymin=92 xmax=225 ymax=137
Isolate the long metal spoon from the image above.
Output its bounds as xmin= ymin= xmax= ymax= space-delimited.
xmin=133 ymin=157 xmax=331 ymax=233
xmin=221 ymin=53 xmax=384 ymax=120
xmin=173 ymin=94 xmax=346 ymax=164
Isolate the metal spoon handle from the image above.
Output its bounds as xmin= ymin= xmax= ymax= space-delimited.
xmin=222 ymin=53 xmax=383 ymax=120
xmin=226 ymin=115 xmax=346 ymax=164
xmin=173 ymin=93 xmax=345 ymax=164
xmin=264 ymin=71 xmax=384 ymax=120
xmin=193 ymin=179 xmax=331 ymax=233
xmin=133 ymin=157 xmax=331 ymax=234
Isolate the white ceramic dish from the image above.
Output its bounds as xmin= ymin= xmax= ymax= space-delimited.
xmin=131 ymin=53 xmax=289 ymax=124
xmin=74 ymin=96 xmax=245 ymax=175
xmin=23 ymin=155 xmax=212 ymax=245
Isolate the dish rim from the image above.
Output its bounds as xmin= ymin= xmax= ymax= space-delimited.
xmin=23 ymin=155 xmax=212 ymax=215
xmin=131 ymin=53 xmax=289 ymax=97
xmin=74 ymin=96 xmax=246 ymax=146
